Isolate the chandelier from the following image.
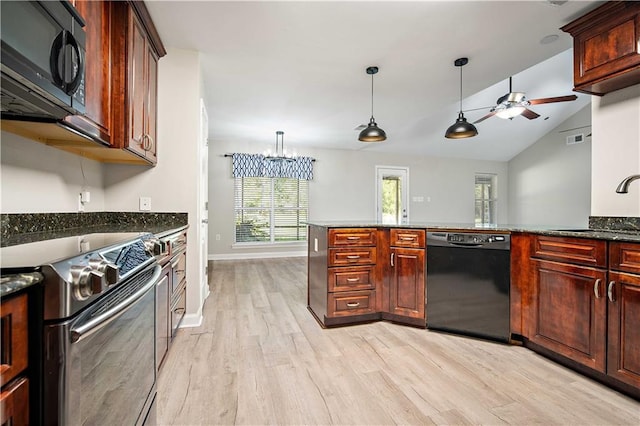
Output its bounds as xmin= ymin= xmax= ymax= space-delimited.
xmin=264 ymin=131 xmax=296 ymax=162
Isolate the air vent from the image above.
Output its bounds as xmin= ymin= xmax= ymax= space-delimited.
xmin=566 ymin=134 xmax=585 ymax=145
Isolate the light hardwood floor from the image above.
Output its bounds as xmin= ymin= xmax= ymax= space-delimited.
xmin=157 ymin=257 xmax=639 ymax=425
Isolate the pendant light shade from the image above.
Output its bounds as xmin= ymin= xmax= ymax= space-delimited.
xmin=359 ymin=66 xmax=386 ymax=142
xmin=445 ymin=58 xmax=478 ymax=139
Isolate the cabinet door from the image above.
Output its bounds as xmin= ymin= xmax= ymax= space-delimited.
xmin=144 ymin=47 xmax=159 ymax=162
xmin=126 ymin=10 xmax=148 ymax=159
xmin=528 ymin=260 xmax=607 ymax=372
xmin=66 ymin=0 xmax=113 ymax=145
xmin=0 ymin=294 xmax=28 ymax=387
xmin=0 ymin=377 xmax=29 ymax=425
xmin=607 ymin=271 xmax=640 ymax=388
xmin=389 ymin=247 xmax=425 ymax=320
xmin=156 ymin=267 xmax=170 ymax=371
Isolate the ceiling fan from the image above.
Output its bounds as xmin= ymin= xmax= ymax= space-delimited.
xmin=473 ymin=76 xmax=577 ymax=124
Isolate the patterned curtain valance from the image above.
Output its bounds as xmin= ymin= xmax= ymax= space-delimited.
xmin=231 ymin=153 xmax=314 ymax=180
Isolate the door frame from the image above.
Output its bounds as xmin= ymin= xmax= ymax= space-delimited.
xmin=375 ymin=166 xmax=410 ymax=224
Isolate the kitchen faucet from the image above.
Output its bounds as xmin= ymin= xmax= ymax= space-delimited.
xmin=616 ymin=174 xmax=640 ymax=193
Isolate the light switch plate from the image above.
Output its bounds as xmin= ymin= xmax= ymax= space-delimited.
xmin=139 ymin=196 xmax=151 ymax=211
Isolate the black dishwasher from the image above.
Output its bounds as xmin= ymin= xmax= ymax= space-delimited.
xmin=426 ymin=232 xmax=510 ymax=342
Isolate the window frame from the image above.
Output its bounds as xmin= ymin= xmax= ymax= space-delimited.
xmin=234 ymin=176 xmax=309 ymax=245
xmin=475 ymin=173 xmax=498 ymax=226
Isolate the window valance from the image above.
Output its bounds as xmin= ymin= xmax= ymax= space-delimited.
xmin=231 ymin=153 xmax=314 ymax=180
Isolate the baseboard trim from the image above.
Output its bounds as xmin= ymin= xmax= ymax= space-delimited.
xmin=209 ymin=250 xmax=307 ymax=260
xmin=180 ymin=312 xmax=203 ymax=328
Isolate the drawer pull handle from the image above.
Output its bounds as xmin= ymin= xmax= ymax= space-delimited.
xmin=608 ymin=281 xmax=616 ymax=303
xmin=346 ymin=236 xmax=361 ymax=240
xmin=346 ymin=255 xmax=360 ymax=260
xmin=400 ymin=236 xmax=415 ymax=241
xmin=346 ymin=302 xmax=360 ymax=308
xmin=346 ymin=278 xmax=360 ymax=282
xmin=594 ymin=279 xmax=601 ymax=299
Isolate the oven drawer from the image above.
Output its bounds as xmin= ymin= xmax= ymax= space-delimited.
xmin=390 ymin=229 xmax=425 ymax=248
xmin=328 ymin=247 xmax=377 ymax=266
xmin=328 ymin=266 xmax=375 ymax=292
xmin=327 ymin=290 xmax=376 ymax=317
xmin=329 ymin=228 xmax=377 ymax=247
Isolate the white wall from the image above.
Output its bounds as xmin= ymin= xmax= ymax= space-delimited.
xmin=508 ymin=105 xmax=591 ymax=227
xmin=208 ymin=139 xmax=509 ymax=259
xmin=104 ymin=48 xmax=205 ymax=326
xmin=591 ymin=84 xmax=640 ymax=216
xmin=0 ymin=131 xmax=105 ymax=213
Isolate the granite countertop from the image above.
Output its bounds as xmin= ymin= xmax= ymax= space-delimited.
xmin=306 ymin=216 xmax=640 ymax=243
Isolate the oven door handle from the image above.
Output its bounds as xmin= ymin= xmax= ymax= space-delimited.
xmin=70 ymin=265 xmax=161 ymax=344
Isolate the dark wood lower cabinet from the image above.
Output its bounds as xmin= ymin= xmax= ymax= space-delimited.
xmin=389 ymin=247 xmax=425 ymax=320
xmin=607 ymin=271 xmax=640 ymax=389
xmin=528 ymin=259 xmax=607 ymax=372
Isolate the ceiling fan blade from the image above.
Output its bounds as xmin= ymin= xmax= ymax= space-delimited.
xmin=521 ymin=108 xmax=540 ymax=120
xmin=473 ymin=111 xmax=497 ymax=124
xmin=529 ymin=95 xmax=578 ymax=105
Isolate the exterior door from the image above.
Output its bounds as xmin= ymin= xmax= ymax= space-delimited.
xmin=376 ymin=166 xmax=409 ymax=224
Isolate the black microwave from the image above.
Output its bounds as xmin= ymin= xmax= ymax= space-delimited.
xmin=0 ymin=1 xmax=86 ymax=120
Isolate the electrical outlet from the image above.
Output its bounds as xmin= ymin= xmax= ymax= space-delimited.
xmin=215 ymin=234 xmax=221 ymax=241
xmin=139 ymin=197 xmax=151 ymax=211
xmin=78 ymin=194 xmax=85 ymax=212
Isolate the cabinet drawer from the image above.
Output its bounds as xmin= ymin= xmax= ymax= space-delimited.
xmin=390 ymin=229 xmax=425 ymax=248
xmin=610 ymin=242 xmax=640 ymax=274
xmin=328 ymin=266 xmax=375 ymax=292
xmin=329 ymin=247 xmax=377 ymax=266
xmin=0 ymin=376 xmax=29 ymax=425
xmin=327 ymin=291 xmax=376 ymax=317
xmin=0 ymin=294 xmax=28 ymax=387
xmin=532 ymin=235 xmax=607 ymax=268
xmin=329 ymin=228 xmax=377 ymax=247
xmin=171 ymin=250 xmax=187 ymax=295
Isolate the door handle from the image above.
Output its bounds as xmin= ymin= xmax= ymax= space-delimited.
xmin=391 ymin=252 xmax=395 ymax=267
xmin=607 ymin=281 xmax=616 ymax=302
xmin=594 ymin=279 xmax=601 ymax=299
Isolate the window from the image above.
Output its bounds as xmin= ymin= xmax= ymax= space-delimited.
xmin=475 ymin=174 xmax=497 ymax=225
xmin=234 ymin=177 xmax=308 ymax=243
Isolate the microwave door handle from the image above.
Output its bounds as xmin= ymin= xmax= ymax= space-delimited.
xmin=64 ymin=31 xmax=84 ymax=95
xmin=49 ymin=30 xmax=66 ymax=89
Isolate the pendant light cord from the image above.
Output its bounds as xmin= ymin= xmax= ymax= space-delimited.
xmin=370 ymin=73 xmax=374 ymax=118
xmin=459 ymin=65 xmax=463 ymax=113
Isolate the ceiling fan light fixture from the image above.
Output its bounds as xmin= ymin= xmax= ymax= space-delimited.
xmin=359 ymin=66 xmax=387 ymax=142
xmin=495 ymin=105 xmax=526 ymax=119
xmin=445 ymin=57 xmax=478 ymax=139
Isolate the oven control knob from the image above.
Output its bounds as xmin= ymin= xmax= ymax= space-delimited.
xmin=144 ymin=238 xmax=163 ymax=256
xmin=89 ymin=258 xmax=119 ymax=285
xmin=70 ymin=266 xmax=105 ymax=301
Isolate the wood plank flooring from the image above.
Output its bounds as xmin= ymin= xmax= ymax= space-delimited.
xmin=157 ymin=258 xmax=639 ymax=425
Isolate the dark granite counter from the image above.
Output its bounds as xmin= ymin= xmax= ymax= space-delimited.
xmin=0 ymin=271 xmax=43 ymax=297
xmin=307 ymin=216 xmax=640 ymax=243
xmin=1 ymin=212 xmax=188 ymax=247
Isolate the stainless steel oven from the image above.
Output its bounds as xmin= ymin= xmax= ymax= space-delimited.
xmin=0 ymin=232 xmax=161 ymax=425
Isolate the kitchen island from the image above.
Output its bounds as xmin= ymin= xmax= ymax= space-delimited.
xmin=307 ymin=219 xmax=640 ymax=400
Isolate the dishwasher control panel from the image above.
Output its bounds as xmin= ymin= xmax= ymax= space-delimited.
xmin=427 ymin=232 xmax=510 ymax=249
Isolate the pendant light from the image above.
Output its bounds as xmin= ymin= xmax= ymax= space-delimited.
xmin=264 ymin=131 xmax=296 ymax=162
xmin=358 ymin=66 xmax=387 ymax=142
xmin=445 ymin=57 xmax=478 ymax=139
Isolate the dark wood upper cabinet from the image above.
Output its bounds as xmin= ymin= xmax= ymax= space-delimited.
xmin=65 ymin=0 xmax=113 ymax=146
xmin=561 ymin=1 xmax=640 ymax=96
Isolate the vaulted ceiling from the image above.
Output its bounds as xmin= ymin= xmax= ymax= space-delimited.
xmin=147 ymin=0 xmax=601 ymax=161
